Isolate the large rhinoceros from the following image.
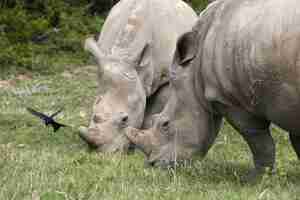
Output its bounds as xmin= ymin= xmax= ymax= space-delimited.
xmin=79 ymin=0 xmax=197 ymax=153
xmin=126 ymin=0 xmax=300 ymax=179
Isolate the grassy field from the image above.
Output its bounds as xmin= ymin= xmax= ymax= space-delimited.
xmin=1 ymin=65 xmax=300 ymax=200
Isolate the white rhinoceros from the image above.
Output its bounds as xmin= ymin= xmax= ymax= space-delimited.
xmin=126 ymin=0 xmax=300 ymax=180
xmin=79 ymin=0 xmax=197 ymax=153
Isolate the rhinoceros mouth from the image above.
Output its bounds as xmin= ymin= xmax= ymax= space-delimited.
xmin=145 ymin=155 xmax=192 ymax=168
xmin=125 ymin=129 xmax=154 ymax=158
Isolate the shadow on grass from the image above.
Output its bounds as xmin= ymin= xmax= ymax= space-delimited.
xmin=159 ymin=157 xmax=300 ymax=186
xmin=167 ymin=158 xmax=249 ymax=186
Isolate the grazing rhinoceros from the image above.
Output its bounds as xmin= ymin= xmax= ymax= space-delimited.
xmin=126 ymin=0 xmax=300 ymax=180
xmin=79 ymin=0 xmax=197 ymax=153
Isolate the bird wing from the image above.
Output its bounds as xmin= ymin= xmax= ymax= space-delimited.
xmin=26 ymin=107 xmax=49 ymax=121
xmin=52 ymin=121 xmax=67 ymax=132
xmin=50 ymin=108 xmax=63 ymax=118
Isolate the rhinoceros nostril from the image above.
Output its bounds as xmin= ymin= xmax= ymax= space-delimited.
xmin=133 ymin=131 xmax=139 ymax=138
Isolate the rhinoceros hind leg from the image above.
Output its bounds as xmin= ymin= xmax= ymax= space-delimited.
xmin=289 ymin=134 xmax=300 ymax=159
xmin=214 ymin=103 xmax=275 ymax=182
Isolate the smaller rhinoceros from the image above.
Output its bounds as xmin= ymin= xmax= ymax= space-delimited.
xmin=79 ymin=0 xmax=197 ymax=153
xmin=126 ymin=0 xmax=300 ymax=180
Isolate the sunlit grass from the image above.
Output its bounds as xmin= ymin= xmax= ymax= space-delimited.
xmin=1 ymin=66 xmax=300 ymax=199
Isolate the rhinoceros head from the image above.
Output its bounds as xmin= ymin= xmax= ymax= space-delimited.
xmin=125 ymin=114 xmax=193 ymax=167
xmin=126 ymin=31 xmax=222 ymax=166
xmin=79 ymin=37 xmax=149 ymax=153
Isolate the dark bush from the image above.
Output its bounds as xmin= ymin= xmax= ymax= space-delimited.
xmin=184 ymin=0 xmax=210 ymax=12
xmin=0 ymin=0 xmax=208 ymax=76
xmin=0 ymin=0 xmax=106 ymax=75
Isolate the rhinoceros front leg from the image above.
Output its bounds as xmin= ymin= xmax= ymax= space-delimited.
xmin=289 ymin=134 xmax=300 ymax=159
xmin=214 ymin=102 xmax=275 ymax=182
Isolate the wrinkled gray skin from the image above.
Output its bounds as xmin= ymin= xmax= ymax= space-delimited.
xmin=126 ymin=0 xmax=300 ymax=179
xmin=79 ymin=0 xmax=197 ymax=153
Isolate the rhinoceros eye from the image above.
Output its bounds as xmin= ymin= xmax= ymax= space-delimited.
xmin=161 ymin=121 xmax=170 ymax=134
xmin=121 ymin=115 xmax=128 ymax=123
xmin=119 ymin=115 xmax=129 ymax=128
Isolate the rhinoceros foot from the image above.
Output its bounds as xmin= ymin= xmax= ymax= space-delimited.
xmin=241 ymin=167 xmax=275 ymax=184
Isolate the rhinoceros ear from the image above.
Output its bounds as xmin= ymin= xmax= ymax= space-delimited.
xmin=135 ymin=43 xmax=150 ymax=66
xmin=93 ymin=32 xmax=100 ymax=41
xmin=176 ymin=31 xmax=197 ymax=66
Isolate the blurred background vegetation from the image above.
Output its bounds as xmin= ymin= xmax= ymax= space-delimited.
xmin=0 ymin=0 xmax=209 ymax=77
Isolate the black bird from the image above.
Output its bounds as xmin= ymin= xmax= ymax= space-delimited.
xmin=26 ymin=107 xmax=67 ymax=132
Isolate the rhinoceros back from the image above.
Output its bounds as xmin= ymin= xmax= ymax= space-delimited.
xmin=96 ymin=0 xmax=197 ymax=95
xmin=201 ymin=0 xmax=300 ymax=131
xmin=97 ymin=0 xmax=149 ymax=57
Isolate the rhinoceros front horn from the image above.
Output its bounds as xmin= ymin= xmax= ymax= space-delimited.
xmin=84 ymin=37 xmax=103 ymax=65
xmin=78 ymin=126 xmax=98 ymax=148
xmin=78 ymin=126 xmax=88 ymax=138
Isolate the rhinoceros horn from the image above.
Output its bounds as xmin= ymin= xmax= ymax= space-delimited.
xmin=78 ymin=126 xmax=100 ymax=148
xmin=84 ymin=37 xmax=103 ymax=65
xmin=78 ymin=126 xmax=88 ymax=139
xmin=176 ymin=31 xmax=198 ymax=66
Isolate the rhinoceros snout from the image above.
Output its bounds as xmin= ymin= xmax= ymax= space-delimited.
xmin=78 ymin=126 xmax=100 ymax=148
xmin=125 ymin=127 xmax=141 ymax=143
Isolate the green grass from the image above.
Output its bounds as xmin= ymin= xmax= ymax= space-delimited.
xmin=1 ymin=66 xmax=300 ymax=199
